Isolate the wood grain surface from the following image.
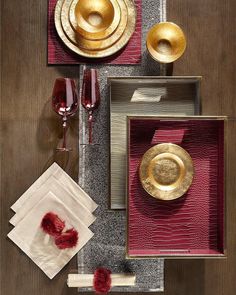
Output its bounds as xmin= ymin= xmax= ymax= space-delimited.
xmin=166 ymin=0 xmax=236 ymax=294
xmin=1 ymin=0 xmax=236 ymax=294
xmin=1 ymin=0 xmax=79 ymax=294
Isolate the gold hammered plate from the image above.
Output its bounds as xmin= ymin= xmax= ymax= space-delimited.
xmin=139 ymin=143 xmax=194 ymax=201
xmin=61 ymin=0 xmax=127 ymax=51
xmin=69 ymin=0 xmax=121 ymax=40
xmin=54 ymin=0 xmax=136 ymax=58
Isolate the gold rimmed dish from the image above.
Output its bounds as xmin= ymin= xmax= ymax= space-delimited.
xmin=55 ymin=0 xmax=136 ymax=58
xmin=61 ymin=0 xmax=128 ymax=51
xmin=139 ymin=143 xmax=194 ymax=201
xmin=69 ymin=0 xmax=121 ymax=40
xmin=146 ymin=22 xmax=187 ymax=63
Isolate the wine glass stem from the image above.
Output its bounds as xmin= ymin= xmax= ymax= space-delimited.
xmin=88 ymin=111 xmax=93 ymax=144
xmin=62 ymin=116 xmax=68 ymax=149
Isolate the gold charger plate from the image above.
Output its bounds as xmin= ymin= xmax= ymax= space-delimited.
xmin=69 ymin=0 xmax=121 ymax=40
xmin=54 ymin=0 xmax=136 ymax=58
xmin=139 ymin=143 xmax=194 ymax=201
xmin=61 ymin=0 xmax=127 ymax=51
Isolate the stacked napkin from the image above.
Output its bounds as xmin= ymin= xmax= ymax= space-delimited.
xmin=8 ymin=163 xmax=98 ymax=279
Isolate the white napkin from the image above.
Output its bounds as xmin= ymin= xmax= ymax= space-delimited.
xmin=10 ymin=177 xmax=96 ymax=227
xmin=8 ymin=191 xmax=94 ymax=279
xmin=11 ymin=163 xmax=98 ymax=213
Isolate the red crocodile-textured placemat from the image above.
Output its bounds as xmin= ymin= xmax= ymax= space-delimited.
xmin=48 ymin=0 xmax=142 ymax=65
xmin=127 ymin=118 xmax=225 ymax=257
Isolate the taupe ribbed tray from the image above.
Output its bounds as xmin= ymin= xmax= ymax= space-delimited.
xmin=109 ymin=76 xmax=201 ymax=210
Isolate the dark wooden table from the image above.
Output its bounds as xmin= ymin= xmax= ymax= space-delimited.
xmin=1 ymin=0 xmax=236 ymax=294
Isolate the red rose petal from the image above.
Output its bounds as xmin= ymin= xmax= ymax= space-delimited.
xmin=41 ymin=212 xmax=65 ymax=236
xmin=54 ymin=228 xmax=79 ymax=249
xmin=93 ymin=268 xmax=112 ymax=294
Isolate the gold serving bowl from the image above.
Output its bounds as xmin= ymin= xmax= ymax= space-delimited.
xmin=139 ymin=143 xmax=194 ymax=201
xmin=146 ymin=22 xmax=186 ymax=63
xmin=71 ymin=0 xmax=121 ymax=40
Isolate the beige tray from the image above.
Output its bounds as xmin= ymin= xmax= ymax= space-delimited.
xmin=109 ymin=76 xmax=201 ymax=210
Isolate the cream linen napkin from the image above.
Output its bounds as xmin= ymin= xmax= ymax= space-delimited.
xmin=11 ymin=163 xmax=98 ymax=213
xmin=8 ymin=191 xmax=94 ymax=279
xmin=10 ymin=177 xmax=96 ymax=227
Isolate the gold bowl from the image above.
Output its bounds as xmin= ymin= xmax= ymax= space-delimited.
xmin=139 ymin=143 xmax=194 ymax=201
xmin=64 ymin=0 xmax=128 ymax=51
xmin=146 ymin=22 xmax=186 ymax=63
xmin=71 ymin=0 xmax=121 ymax=40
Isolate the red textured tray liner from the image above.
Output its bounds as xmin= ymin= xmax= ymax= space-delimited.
xmin=48 ymin=0 xmax=142 ymax=65
xmin=128 ymin=119 xmax=225 ymax=256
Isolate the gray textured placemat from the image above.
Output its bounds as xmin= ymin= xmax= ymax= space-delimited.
xmin=77 ymin=0 xmax=166 ymax=292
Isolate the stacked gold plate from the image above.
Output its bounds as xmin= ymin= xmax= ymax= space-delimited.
xmin=54 ymin=0 xmax=137 ymax=58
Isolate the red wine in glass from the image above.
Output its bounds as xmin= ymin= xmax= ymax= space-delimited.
xmin=52 ymin=78 xmax=78 ymax=151
xmin=81 ymin=68 xmax=100 ymax=144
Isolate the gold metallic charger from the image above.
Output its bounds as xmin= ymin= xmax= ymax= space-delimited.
xmin=139 ymin=143 xmax=194 ymax=201
xmin=54 ymin=0 xmax=136 ymax=58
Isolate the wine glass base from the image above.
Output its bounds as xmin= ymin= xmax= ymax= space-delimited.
xmin=56 ymin=147 xmax=72 ymax=152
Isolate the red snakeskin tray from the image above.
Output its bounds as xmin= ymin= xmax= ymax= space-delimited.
xmin=48 ymin=0 xmax=142 ymax=65
xmin=127 ymin=117 xmax=226 ymax=258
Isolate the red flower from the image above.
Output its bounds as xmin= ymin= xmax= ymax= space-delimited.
xmin=54 ymin=228 xmax=79 ymax=249
xmin=93 ymin=268 xmax=112 ymax=294
xmin=41 ymin=212 xmax=65 ymax=236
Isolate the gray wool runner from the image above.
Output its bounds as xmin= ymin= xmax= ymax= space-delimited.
xmin=77 ymin=0 xmax=166 ymax=292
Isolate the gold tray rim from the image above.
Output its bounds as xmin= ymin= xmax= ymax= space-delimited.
xmin=126 ymin=115 xmax=227 ymax=259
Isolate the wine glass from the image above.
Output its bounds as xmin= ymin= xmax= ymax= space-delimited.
xmin=52 ymin=78 xmax=78 ymax=151
xmin=81 ymin=68 xmax=100 ymax=144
